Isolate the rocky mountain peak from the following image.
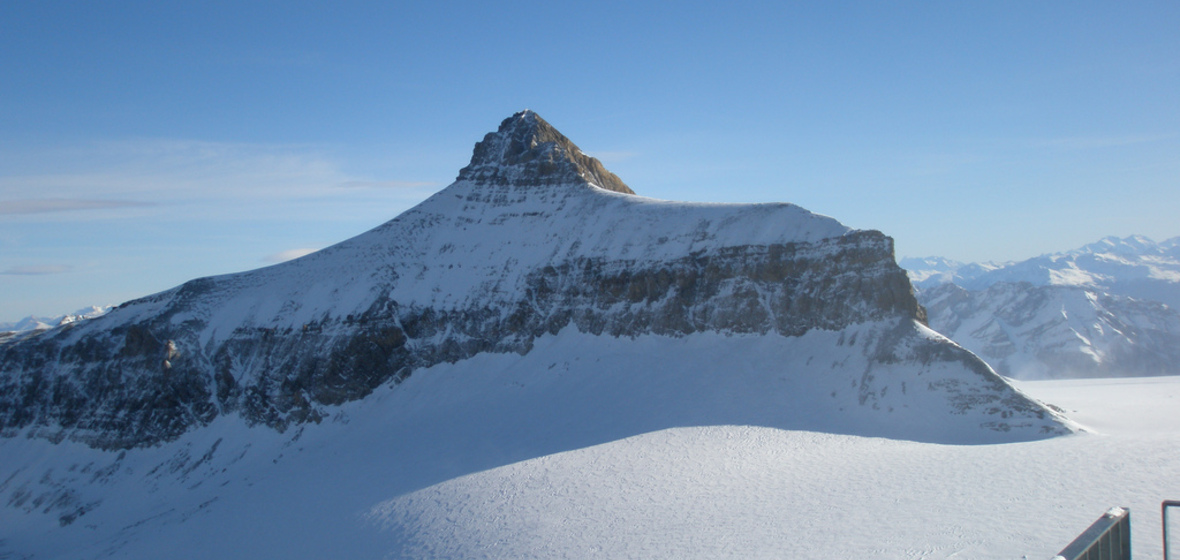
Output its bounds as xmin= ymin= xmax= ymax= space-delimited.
xmin=456 ymin=110 xmax=635 ymax=194
xmin=0 ymin=111 xmax=1072 ymax=451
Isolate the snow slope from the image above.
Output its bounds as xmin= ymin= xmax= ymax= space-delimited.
xmin=0 ymin=332 xmax=1173 ymax=559
xmin=371 ymin=376 xmax=1179 ymax=560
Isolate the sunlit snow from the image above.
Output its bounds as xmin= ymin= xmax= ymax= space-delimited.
xmin=1 ymin=333 xmax=1176 ymax=559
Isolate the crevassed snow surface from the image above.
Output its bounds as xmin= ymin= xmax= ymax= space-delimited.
xmin=1 ymin=330 xmax=1175 ymax=560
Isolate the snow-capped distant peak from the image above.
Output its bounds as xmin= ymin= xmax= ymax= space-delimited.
xmin=1072 ymin=235 xmax=1160 ymax=257
xmin=0 ymin=305 xmax=111 ymax=333
xmin=455 ymin=110 xmax=635 ymax=194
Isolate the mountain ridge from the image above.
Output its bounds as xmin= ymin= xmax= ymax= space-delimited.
xmin=1 ymin=111 xmax=1069 ymax=450
xmin=0 ymin=111 xmax=1079 ymax=558
xmin=903 ymin=234 xmax=1180 ymax=303
xmin=903 ymin=234 xmax=1180 ymax=379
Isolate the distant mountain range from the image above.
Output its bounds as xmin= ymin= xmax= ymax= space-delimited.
xmin=0 ymin=306 xmax=111 ymax=333
xmin=902 ymin=235 xmax=1180 ymax=379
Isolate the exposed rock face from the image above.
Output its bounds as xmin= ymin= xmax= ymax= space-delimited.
xmin=0 ymin=111 xmax=1067 ymax=449
xmin=458 ymin=111 xmax=635 ymax=194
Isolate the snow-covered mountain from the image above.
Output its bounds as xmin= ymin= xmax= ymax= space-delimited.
xmin=903 ymin=236 xmax=1180 ymax=379
xmin=920 ymin=282 xmax=1180 ymax=379
xmin=1 ymin=111 xmax=1075 ymax=558
xmin=902 ymin=235 xmax=1180 ymax=307
xmin=0 ymin=306 xmax=111 ymax=334
xmin=1 ymin=110 xmax=1067 ymax=448
xmin=901 ymin=256 xmax=1004 ymax=290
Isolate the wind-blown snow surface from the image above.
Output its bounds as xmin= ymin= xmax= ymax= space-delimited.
xmin=0 ymin=331 xmax=1173 ymax=559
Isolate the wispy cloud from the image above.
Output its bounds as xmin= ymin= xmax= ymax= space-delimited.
xmin=1032 ymin=134 xmax=1175 ymax=151
xmin=262 ymin=248 xmax=320 ymax=263
xmin=0 ymin=139 xmax=440 ymax=222
xmin=0 ymin=199 xmax=154 ymax=215
xmin=2 ymin=265 xmax=72 ymax=275
xmin=338 ymin=180 xmax=439 ymax=189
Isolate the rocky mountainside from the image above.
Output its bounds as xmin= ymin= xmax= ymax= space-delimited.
xmin=904 ymin=236 xmax=1180 ymax=379
xmin=0 ymin=111 xmax=1070 ymax=452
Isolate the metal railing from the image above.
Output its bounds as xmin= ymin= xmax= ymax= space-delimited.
xmin=1165 ymin=500 xmax=1180 ymax=560
xmin=1053 ymin=507 xmax=1131 ymax=560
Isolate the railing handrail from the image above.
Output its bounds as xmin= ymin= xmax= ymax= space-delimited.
xmin=1164 ymin=500 xmax=1180 ymax=560
xmin=1053 ymin=507 xmax=1131 ymax=560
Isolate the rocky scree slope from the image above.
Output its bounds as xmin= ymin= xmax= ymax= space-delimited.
xmin=0 ymin=111 xmax=1071 ymax=449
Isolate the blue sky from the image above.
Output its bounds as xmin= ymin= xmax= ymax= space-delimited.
xmin=1 ymin=1 xmax=1178 ymax=321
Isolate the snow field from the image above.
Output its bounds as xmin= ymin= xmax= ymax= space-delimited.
xmin=1 ymin=331 xmax=1173 ymax=559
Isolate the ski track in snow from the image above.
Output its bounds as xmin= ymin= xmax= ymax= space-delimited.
xmin=1 ymin=333 xmax=1177 ymax=560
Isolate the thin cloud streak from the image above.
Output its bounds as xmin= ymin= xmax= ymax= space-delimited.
xmin=0 ymin=199 xmax=155 ymax=215
xmin=0 ymin=139 xmax=442 ymax=219
xmin=2 ymin=265 xmax=72 ymax=275
xmin=1032 ymin=134 xmax=1175 ymax=151
xmin=338 ymin=180 xmax=439 ymax=189
xmin=1 ymin=139 xmax=354 ymax=203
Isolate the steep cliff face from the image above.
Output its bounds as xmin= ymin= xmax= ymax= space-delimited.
xmin=0 ymin=111 xmax=1068 ymax=449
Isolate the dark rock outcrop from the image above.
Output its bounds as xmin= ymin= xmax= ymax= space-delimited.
xmin=458 ymin=111 xmax=634 ymax=194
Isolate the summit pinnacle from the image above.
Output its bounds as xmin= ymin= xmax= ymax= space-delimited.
xmin=457 ymin=110 xmax=635 ymax=194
